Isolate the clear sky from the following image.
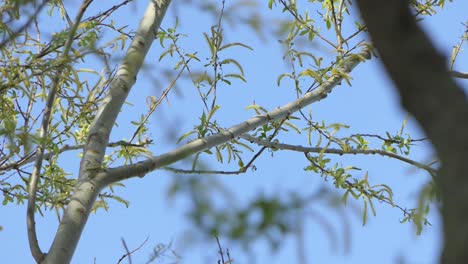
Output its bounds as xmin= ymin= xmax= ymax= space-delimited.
xmin=1 ymin=1 xmax=467 ymax=263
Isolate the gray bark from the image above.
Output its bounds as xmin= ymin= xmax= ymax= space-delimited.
xmin=42 ymin=1 xmax=171 ymax=263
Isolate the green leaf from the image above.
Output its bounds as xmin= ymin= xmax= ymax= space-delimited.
xmin=215 ymin=146 xmax=223 ymax=163
xmin=220 ymin=58 xmax=245 ymax=75
xmin=283 ymin=121 xmax=301 ymax=134
xmin=298 ymin=68 xmax=323 ymax=83
xmin=207 ymin=105 xmax=220 ymax=121
xmin=245 ymin=104 xmax=268 ymax=114
xmin=268 ymin=0 xmax=274 ymax=9
xmin=362 ymin=200 xmax=368 ymax=225
xmin=186 ymin=52 xmax=200 ymax=61
xmin=276 ymin=73 xmax=293 ymax=86
xmin=203 ymin=32 xmax=215 ymax=56
xmin=177 ymin=130 xmax=197 ymax=143
xmin=219 ymin=42 xmax=253 ymax=51
xmin=224 ymin=73 xmax=246 ymax=83
xmin=342 ymin=190 xmax=350 ymax=205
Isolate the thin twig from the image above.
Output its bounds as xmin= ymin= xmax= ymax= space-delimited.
xmin=242 ymin=119 xmax=287 ymax=171
xmin=164 ymin=167 xmax=244 ymax=175
xmin=240 ymin=134 xmax=437 ymax=177
xmin=129 ymin=57 xmax=194 ymax=143
xmin=350 ymin=133 xmax=427 ymax=143
xmin=215 ymin=235 xmax=225 ymax=264
xmin=304 ymin=153 xmax=425 ymax=225
xmin=279 ymin=0 xmax=337 ymax=49
xmin=117 ymin=237 xmax=150 ymax=264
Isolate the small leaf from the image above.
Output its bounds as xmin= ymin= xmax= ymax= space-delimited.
xmin=219 ymin=42 xmax=253 ymax=51
xmin=362 ymin=200 xmax=368 ymax=225
xmin=177 ymin=130 xmax=197 ymax=143
xmin=276 ymin=73 xmax=293 ymax=86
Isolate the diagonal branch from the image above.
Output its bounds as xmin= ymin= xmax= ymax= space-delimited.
xmin=102 ymin=47 xmax=372 ymax=185
xmin=43 ymin=1 xmax=171 ymax=263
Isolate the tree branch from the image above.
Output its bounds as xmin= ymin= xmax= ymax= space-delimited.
xmin=450 ymin=70 xmax=468 ymax=79
xmin=102 ymin=46 xmax=372 ymax=185
xmin=239 ymin=134 xmax=437 ymax=176
xmin=164 ymin=167 xmax=245 ymax=175
xmin=27 ymin=1 xmax=93 ymax=262
xmin=355 ymin=1 xmax=468 ymax=263
xmin=43 ymin=1 xmax=171 ymax=263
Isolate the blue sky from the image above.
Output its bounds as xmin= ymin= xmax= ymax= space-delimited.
xmin=1 ymin=1 xmax=467 ymax=263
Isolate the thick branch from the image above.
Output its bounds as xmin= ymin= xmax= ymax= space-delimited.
xmin=102 ymin=47 xmax=371 ymax=185
xmin=355 ymin=1 xmax=468 ymax=263
xmin=43 ymin=1 xmax=171 ymax=263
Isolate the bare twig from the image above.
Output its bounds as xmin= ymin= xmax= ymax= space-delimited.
xmin=215 ymin=236 xmax=226 ymax=264
xmin=117 ymin=237 xmax=150 ymax=264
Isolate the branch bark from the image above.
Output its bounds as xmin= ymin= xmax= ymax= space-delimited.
xmin=101 ymin=47 xmax=372 ymax=185
xmin=355 ymin=1 xmax=468 ymax=263
xmin=42 ymin=1 xmax=171 ymax=263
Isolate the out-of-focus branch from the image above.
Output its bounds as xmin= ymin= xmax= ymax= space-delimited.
xmin=450 ymin=70 xmax=468 ymax=79
xmin=355 ymin=0 xmax=468 ymax=263
xmin=0 ymin=1 xmax=50 ymax=49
